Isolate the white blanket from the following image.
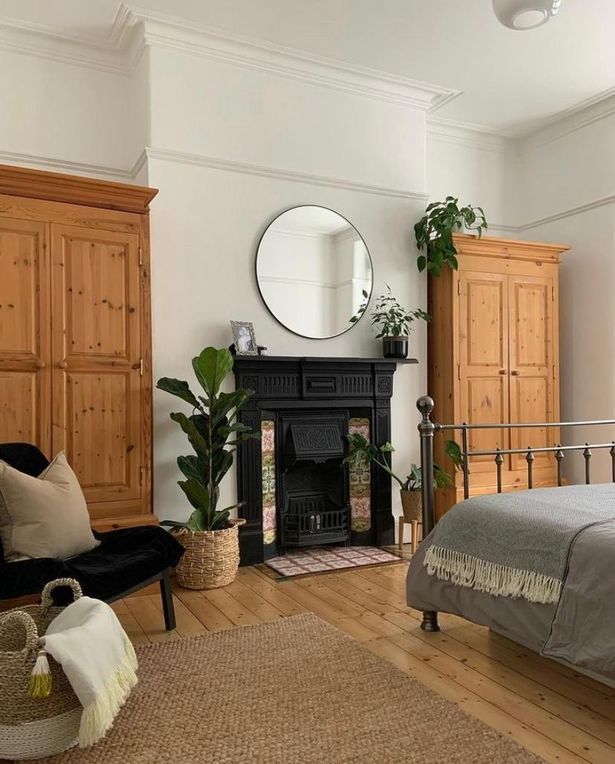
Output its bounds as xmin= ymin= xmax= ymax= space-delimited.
xmin=42 ymin=596 xmax=138 ymax=747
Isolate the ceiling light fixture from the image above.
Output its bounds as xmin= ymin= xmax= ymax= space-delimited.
xmin=492 ymin=0 xmax=562 ymax=30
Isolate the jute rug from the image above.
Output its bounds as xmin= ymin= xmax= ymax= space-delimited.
xmin=265 ymin=545 xmax=403 ymax=578
xmin=36 ymin=614 xmax=542 ymax=764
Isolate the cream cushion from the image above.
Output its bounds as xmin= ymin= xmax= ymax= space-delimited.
xmin=0 ymin=452 xmax=100 ymax=561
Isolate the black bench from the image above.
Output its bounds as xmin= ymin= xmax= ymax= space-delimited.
xmin=0 ymin=443 xmax=184 ymax=630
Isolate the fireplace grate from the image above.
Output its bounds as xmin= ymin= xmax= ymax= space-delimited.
xmin=281 ymin=491 xmax=350 ymax=549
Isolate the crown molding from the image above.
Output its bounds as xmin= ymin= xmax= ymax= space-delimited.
xmin=2 ymin=1 xmax=615 ymax=143
xmin=270 ymin=228 xmax=330 ymax=241
xmin=258 ymin=275 xmax=341 ymax=290
xmin=126 ymin=6 xmax=459 ymax=111
xmin=0 ymin=20 xmax=122 ymax=74
xmin=145 ymin=146 xmax=429 ymax=201
xmin=0 ymin=5 xmax=139 ymax=75
xmin=269 ymin=225 xmax=355 ymax=241
xmin=521 ymin=90 xmax=615 ymax=151
xmin=0 ymin=4 xmax=459 ymax=112
xmin=429 ymin=85 xmax=615 ymax=155
xmin=427 ymin=118 xmax=518 ymax=154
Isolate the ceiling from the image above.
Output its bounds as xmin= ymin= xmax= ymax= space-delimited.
xmin=0 ymin=0 xmax=613 ymax=135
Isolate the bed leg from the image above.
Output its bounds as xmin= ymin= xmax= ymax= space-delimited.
xmin=421 ymin=610 xmax=440 ymax=632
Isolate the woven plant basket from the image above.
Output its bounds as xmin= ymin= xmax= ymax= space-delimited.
xmin=0 ymin=578 xmax=83 ymax=760
xmin=400 ymin=489 xmax=422 ymax=523
xmin=173 ymin=518 xmax=246 ymax=590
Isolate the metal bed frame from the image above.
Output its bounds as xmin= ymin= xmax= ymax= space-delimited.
xmin=416 ymin=395 xmax=615 ymax=634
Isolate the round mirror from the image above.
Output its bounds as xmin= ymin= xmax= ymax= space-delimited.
xmin=256 ymin=205 xmax=373 ymax=339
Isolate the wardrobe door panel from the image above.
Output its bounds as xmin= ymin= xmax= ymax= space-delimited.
xmin=0 ymin=218 xmax=50 ymax=451
xmin=509 ymin=276 xmax=556 ymax=470
xmin=51 ymin=225 xmax=142 ymax=510
xmin=459 ymin=271 xmax=510 ymax=470
xmin=64 ymin=370 xmax=140 ymax=503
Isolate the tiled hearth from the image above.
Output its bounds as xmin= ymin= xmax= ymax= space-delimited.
xmin=265 ymin=546 xmax=403 ymax=578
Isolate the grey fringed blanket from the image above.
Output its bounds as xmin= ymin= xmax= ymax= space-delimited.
xmin=424 ymin=483 xmax=615 ymax=604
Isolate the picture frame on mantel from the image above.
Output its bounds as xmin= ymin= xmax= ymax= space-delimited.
xmin=231 ymin=320 xmax=258 ymax=355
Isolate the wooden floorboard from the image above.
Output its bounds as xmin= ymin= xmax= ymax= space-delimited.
xmin=121 ymin=549 xmax=615 ymax=764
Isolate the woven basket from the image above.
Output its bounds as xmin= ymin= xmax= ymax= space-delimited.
xmin=0 ymin=578 xmax=83 ymax=760
xmin=174 ymin=518 xmax=246 ymax=590
xmin=400 ymin=489 xmax=422 ymax=523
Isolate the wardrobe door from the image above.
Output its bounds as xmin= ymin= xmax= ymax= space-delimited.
xmin=0 ymin=218 xmax=51 ymax=452
xmin=508 ymin=274 xmax=556 ymax=470
xmin=51 ymin=224 xmax=144 ymax=521
xmin=459 ymin=270 xmax=510 ymax=471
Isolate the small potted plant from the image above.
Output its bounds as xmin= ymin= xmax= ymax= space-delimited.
xmin=344 ymin=434 xmax=452 ymax=524
xmin=157 ymin=347 xmax=256 ymax=590
xmin=397 ymin=462 xmax=452 ymax=525
xmin=414 ymin=196 xmax=488 ymax=276
xmin=371 ymin=285 xmax=429 ymax=359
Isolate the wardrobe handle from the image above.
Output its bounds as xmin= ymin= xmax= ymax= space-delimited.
xmin=34 ymin=359 xmax=45 ymax=369
xmin=498 ymin=369 xmax=506 ymax=375
xmin=511 ymin=370 xmax=519 ymax=376
xmin=57 ymin=361 xmax=67 ymax=370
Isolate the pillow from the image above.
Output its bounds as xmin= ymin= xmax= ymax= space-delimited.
xmin=0 ymin=452 xmax=100 ymax=562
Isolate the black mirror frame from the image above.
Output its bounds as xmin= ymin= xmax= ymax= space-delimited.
xmin=254 ymin=204 xmax=374 ymax=340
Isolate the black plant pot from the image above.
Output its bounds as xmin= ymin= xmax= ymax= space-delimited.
xmin=382 ymin=336 xmax=408 ymax=359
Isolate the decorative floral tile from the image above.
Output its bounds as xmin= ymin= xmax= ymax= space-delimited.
xmin=348 ymin=417 xmax=371 ymax=532
xmin=261 ymin=420 xmax=277 ymax=545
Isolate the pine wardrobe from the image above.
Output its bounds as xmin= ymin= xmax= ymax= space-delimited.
xmin=428 ymin=233 xmax=569 ymax=518
xmin=0 ymin=164 xmax=158 ymax=530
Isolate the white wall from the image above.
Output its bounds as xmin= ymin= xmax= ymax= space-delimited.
xmin=515 ymin=108 xmax=615 ymax=483
xmin=0 ymin=17 xmax=533 ymax=532
xmin=137 ymin=38 xmax=442 ymax=527
xmin=426 ymin=114 xmax=615 ymax=485
xmin=0 ymin=48 xmax=140 ymax=176
xmin=147 ymin=165 xmax=427 ymax=526
xmin=148 ymin=45 xmax=427 ymax=194
xmin=519 ymin=97 xmax=615 ymax=223
xmin=426 ymin=121 xmax=519 ymax=235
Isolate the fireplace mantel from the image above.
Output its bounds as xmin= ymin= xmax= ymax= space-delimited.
xmin=233 ymin=355 xmax=416 ymax=565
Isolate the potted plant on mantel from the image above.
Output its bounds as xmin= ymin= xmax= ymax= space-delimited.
xmin=157 ymin=347 xmax=256 ymax=590
xmin=371 ymin=286 xmax=429 ymax=359
xmin=414 ymin=196 xmax=488 ymax=276
xmin=344 ymin=434 xmax=454 ymax=543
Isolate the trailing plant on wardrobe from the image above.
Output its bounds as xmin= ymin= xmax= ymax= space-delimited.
xmin=414 ymin=197 xmax=488 ymax=276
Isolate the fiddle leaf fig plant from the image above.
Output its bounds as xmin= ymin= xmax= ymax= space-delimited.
xmin=157 ymin=347 xmax=256 ymax=532
xmin=414 ymin=196 xmax=488 ymax=276
xmin=371 ymin=285 xmax=430 ymax=338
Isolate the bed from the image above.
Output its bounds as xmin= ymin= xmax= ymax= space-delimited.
xmin=406 ymin=395 xmax=615 ymax=686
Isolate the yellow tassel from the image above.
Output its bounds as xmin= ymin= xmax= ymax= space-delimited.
xmin=28 ymin=649 xmax=52 ymax=698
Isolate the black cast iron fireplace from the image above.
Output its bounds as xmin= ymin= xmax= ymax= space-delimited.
xmin=233 ymin=355 xmax=416 ymax=565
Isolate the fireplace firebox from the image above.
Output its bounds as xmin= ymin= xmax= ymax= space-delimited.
xmin=233 ymin=356 xmax=416 ymax=565
xmin=280 ymin=411 xmax=349 ymax=551
xmin=281 ymin=491 xmax=350 ymax=549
